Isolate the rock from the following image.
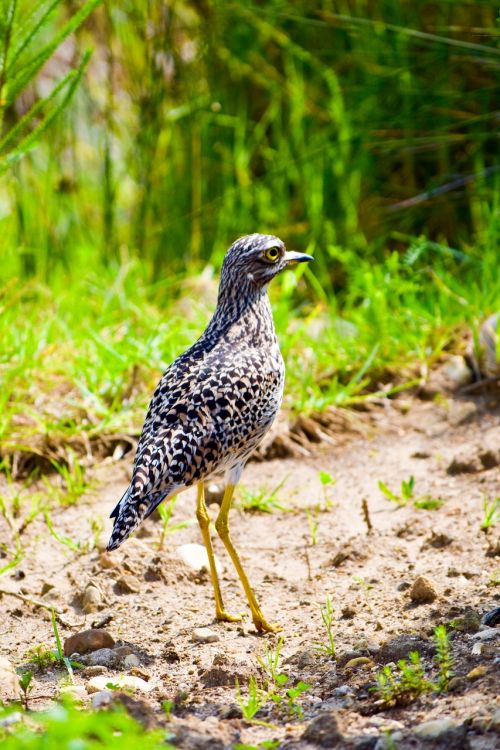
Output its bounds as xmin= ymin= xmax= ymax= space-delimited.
xmin=450 ymin=607 xmax=481 ymax=633
xmin=376 ymin=634 xmax=429 ymax=664
xmin=0 ymin=657 xmax=20 ymax=702
xmin=192 ymin=627 xmax=219 ymax=644
xmin=466 ymin=665 xmax=488 ymax=680
xmin=219 ymin=703 xmax=243 ymax=720
xmin=91 ymin=690 xmax=113 ymax=708
xmin=414 ymin=718 xmax=465 ymax=745
xmin=115 ymin=574 xmax=141 ymax=594
xmin=354 ymin=737 xmax=378 ymax=750
xmin=114 ymin=645 xmax=134 ymax=658
xmin=448 ymin=400 xmax=476 ymax=426
xmin=98 ymin=552 xmax=117 ymax=569
xmin=442 ymin=356 xmax=473 ymax=388
xmin=447 ymin=453 xmax=482 ymax=475
xmin=472 ymin=627 xmax=499 ymax=642
xmin=82 ymin=584 xmax=103 ymax=614
xmin=123 ymin=654 xmax=140 ymax=669
xmin=82 ymin=665 xmax=107 ymax=676
xmin=40 ymin=581 xmax=55 ymax=596
xmin=490 ymin=708 xmax=500 ymax=732
xmin=409 ymin=575 xmax=438 ymax=603
xmin=344 ymin=657 xmax=374 ymax=670
xmin=396 ymin=580 xmax=411 ymax=591
xmin=176 ymin=543 xmax=223 ymax=575
xmin=59 ymin=684 xmax=88 ymax=702
xmin=471 ymin=642 xmax=482 ymax=656
xmin=170 ymin=716 xmax=228 ymax=750
xmin=109 ymin=693 xmax=157 ymax=729
xmin=200 ymin=654 xmax=253 ymax=688
xmin=448 ymin=676 xmax=466 ymax=692
xmin=63 ymin=629 xmax=115 ymax=657
xmin=80 ymin=648 xmax=119 ymax=668
xmin=87 ymin=674 xmax=154 ymax=694
xmin=302 ymin=711 xmax=346 ymax=747
xmin=0 ymin=712 xmax=22 ymax=728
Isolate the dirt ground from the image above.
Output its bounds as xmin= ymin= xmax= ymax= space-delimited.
xmin=1 ymin=390 xmax=499 ymax=749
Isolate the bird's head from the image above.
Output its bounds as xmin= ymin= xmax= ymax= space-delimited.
xmin=220 ymin=233 xmax=313 ymax=291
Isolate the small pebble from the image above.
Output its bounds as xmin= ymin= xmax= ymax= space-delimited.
xmin=414 ymin=718 xmax=460 ymax=739
xmin=87 ymin=674 xmax=153 ymax=694
xmin=409 ymin=575 xmax=438 ymax=603
xmin=176 ymin=543 xmax=223 ymax=574
xmin=123 ymin=654 xmax=140 ymax=669
xmin=98 ymin=552 xmax=117 ymax=569
xmin=344 ymin=657 xmax=374 ymax=670
xmin=466 ymin=665 xmax=488 ymax=681
xmin=116 ymin=574 xmax=141 ymax=594
xmin=472 ymin=627 xmax=499 ymax=642
xmin=80 ymin=648 xmax=119 ymax=668
xmin=0 ymin=657 xmax=20 ymax=702
xmin=91 ymin=690 xmax=113 ymax=708
xmin=64 ymin=629 xmax=115 ymax=657
xmin=192 ymin=627 xmax=220 ymax=644
xmin=82 ymin=584 xmax=103 ymax=614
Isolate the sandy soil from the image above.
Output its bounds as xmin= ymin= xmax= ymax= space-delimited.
xmin=1 ymin=391 xmax=499 ymax=749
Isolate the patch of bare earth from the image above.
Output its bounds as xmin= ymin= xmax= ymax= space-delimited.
xmin=1 ymin=392 xmax=499 ymax=749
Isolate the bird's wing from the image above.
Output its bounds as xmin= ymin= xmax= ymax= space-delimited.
xmin=108 ymin=345 xmax=281 ymax=551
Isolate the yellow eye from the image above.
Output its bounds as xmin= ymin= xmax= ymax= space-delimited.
xmin=263 ymin=246 xmax=280 ymax=263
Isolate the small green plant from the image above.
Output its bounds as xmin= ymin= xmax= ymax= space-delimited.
xmin=156 ymin=497 xmax=191 ymax=550
xmin=235 ymin=676 xmax=267 ymax=721
xmin=373 ymin=625 xmax=455 ymax=706
xmin=481 ymin=496 xmax=499 ymax=531
xmin=44 ymin=512 xmax=82 ymax=553
xmin=313 ymin=596 xmax=336 ymax=656
xmin=379 ymin=477 xmax=443 ymax=510
xmin=305 ymin=509 xmax=319 ymax=545
xmin=238 ymin=478 xmax=288 ymax=513
xmin=162 ymin=699 xmax=173 ymax=721
xmin=51 ymin=608 xmax=79 ymax=680
xmin=26 ymin=644 xmax=57 ymax=671
xmin=373 ymin=651 xmax=432 ymax=707
xmin=378 ymin=476 xmax=415 ymax=506
xmin=0 ymin=701 xmax=172 ymax=748
xmin=413 ymin=496 xmax=444 ymax=510
xmin=434 ymin=625 xmax=454 ymax=690
xmin=17 ymin=670 xmax=33 ymax=710
xmin=319 ymin=471 xmax=336 ymax=509
xmin=256 ymin=638 xmax=286 ymax=687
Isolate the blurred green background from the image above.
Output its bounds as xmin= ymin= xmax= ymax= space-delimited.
xmin=2 ymin=0 xmax=498 ymax=278
xmin=0 ymin=1 xmax=499 ymax=459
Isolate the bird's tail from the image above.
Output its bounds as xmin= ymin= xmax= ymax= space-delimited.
xmin=106 ymin=485 xmax=168 ymax=551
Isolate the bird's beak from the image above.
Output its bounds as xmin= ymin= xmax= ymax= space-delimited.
xmin=283 ymin=250 xmax=314 ymax=266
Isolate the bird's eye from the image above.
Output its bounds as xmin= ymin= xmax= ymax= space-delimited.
xmin=263 ymin=247 xmax=280 ymax=263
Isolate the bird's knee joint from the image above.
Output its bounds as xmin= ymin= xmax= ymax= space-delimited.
xmin=196 ymin=509 xmax=210 ymax=528
xmin=215 ymin=517 xmax=228 ymax=537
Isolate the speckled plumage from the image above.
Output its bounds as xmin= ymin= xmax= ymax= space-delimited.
xmin=107 ymin=234 xmax=312 ymax=577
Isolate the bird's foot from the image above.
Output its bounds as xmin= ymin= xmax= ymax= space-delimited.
xmin=253 ymin=617 xmax=282 ymax=634
xmin=216 ymin=609 xmax=245 ymax=623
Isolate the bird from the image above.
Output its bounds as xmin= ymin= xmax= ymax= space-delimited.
xmin=107 ymin=234 xmax=313 ymax=632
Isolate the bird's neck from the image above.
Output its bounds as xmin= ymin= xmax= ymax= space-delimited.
xmin=203 ymin=283 xmax=277 ymax=349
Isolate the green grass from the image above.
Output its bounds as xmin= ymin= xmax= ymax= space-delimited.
xmin=0 ymin=703 xmax=173 ymax=750
xmin=1 ymin=242 xmax=498 ymax=479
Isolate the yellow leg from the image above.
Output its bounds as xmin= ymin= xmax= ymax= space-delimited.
xmin=195 ymin=482 xmax=242 ymax=623
xmin=215 ymin=483 xmax=280 ymax=633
